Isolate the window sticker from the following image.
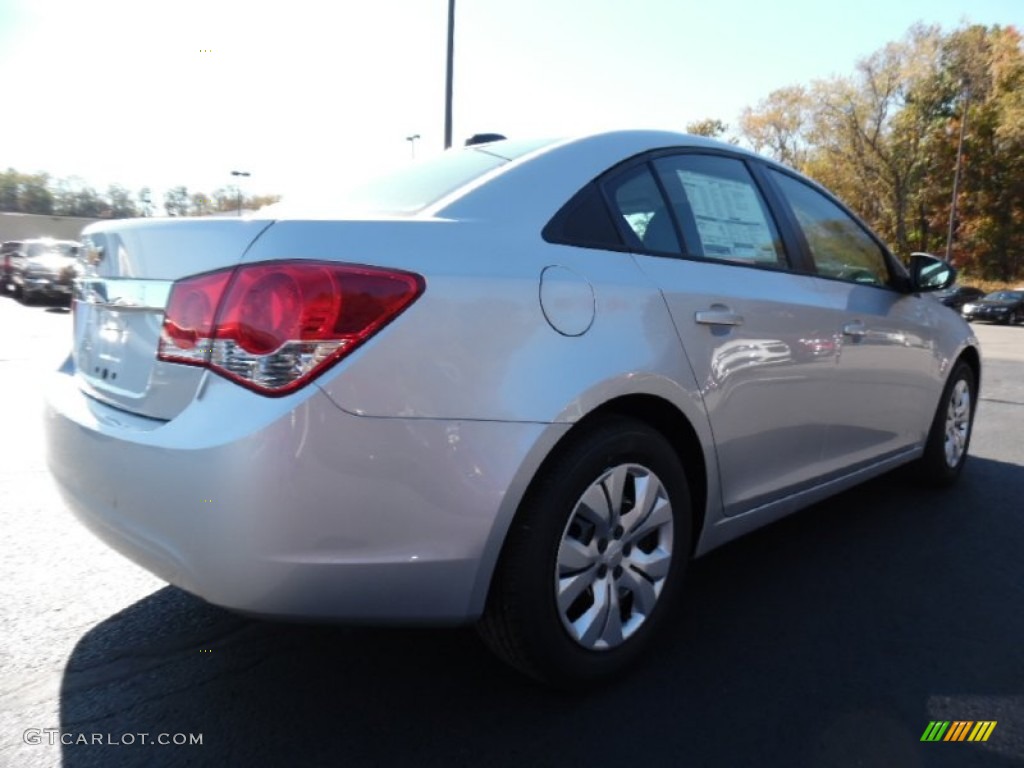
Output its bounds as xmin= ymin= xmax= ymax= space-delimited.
xmin=677 ymin=171 xmax=778 ymax=263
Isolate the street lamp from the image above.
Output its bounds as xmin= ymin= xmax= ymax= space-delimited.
xmin=444 ymin=0 xmax=455 ymax=149
xmin=406 ymin=134 xmax=421 ymax=159
xmin=945 ymin=81 xmax=970 ymax=264
xmin=230 ymin=170 xmax=251 ymax=216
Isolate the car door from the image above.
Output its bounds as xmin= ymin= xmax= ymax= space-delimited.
xmin=764 ymin=168 xmax=941 ymax=472
xmin=607 ymin=153 xmax=841 ymax=517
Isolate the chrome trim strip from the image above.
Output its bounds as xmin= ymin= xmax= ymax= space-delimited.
xmin=75 ymin=278 xmax=173 ymax=311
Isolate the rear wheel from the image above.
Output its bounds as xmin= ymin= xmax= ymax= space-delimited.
xmin=478 ymin=416 xmax=692 ymax=687
xmin=914 ymin=360 xmax=976 ymax=486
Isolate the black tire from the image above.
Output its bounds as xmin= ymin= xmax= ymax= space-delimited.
xmin=478 ymin=415 xmax=692 ymax=687
xmin=913 ymin=360 xmax=976 ymax=487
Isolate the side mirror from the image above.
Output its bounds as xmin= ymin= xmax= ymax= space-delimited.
xmin=908 ymin=252 xmax=956 ymax=293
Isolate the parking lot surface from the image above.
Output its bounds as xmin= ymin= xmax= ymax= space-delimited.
xmin=1 ymin=292 xmax=1022 ymax=767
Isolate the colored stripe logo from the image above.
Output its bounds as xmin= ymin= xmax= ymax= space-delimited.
xmin=921 ymin=721 xmax=997 ymax=742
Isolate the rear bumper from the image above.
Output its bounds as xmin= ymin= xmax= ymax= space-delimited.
xmin=20 ymin=275 xmax=72 ymax=295
xmin=44 ymin=364 xmax=558 ymax=623
xmin=963 ymin=309 xmax=1011 ymax=322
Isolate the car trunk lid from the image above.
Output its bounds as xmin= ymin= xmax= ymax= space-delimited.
xmin=73 ymin=218 xmax=274 ymax=420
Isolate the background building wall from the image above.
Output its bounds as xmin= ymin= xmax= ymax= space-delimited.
xmin=0 ymin=212 xmax=103 ymax=243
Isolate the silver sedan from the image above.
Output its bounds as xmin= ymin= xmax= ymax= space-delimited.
xmin=45 ymin=131 xmax=979 ymax=686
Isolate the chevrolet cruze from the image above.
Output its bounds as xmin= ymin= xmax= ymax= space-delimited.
xmin=45 ymin=131 xmax=980 ymax=686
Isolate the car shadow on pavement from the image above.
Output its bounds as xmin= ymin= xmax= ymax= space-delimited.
xmin=59 ymin=457 xmax=1024 ymax=768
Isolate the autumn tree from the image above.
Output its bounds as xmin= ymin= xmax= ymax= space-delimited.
xmin=737 ymin=22 xmax=1024 ymax=279
xmin=738 ymin=86 xmax=811 ymax=168
xmin=686 ymin=118 xmax=729 ymax=139
xmin=939 ymin=25 xmax=1024 ymax=278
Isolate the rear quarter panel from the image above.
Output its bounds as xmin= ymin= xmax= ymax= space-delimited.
xmin=242 ymin=219 xmax=713 ymax=435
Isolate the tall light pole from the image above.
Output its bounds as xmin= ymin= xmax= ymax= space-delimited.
xmin=945 ymin=81 xmax=969 ymax=264
xmin=444 ymin=0 xmax=455 ymax=149
xmin=406 ymin=134 xmax=421 ymax=159
xmin=230 ymin=170 xmax=250 ymax=216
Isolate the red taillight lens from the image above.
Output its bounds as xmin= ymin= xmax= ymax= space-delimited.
xmin=160 ymin=271 xmax=232 ymax=358
xmin=158 ymin=261 xmax=423 ymax=395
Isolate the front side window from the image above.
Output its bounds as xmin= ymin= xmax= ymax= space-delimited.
xmin=654 ymin=155 xmax=785 ymax=266
xmin=770 ymin=170 xmax=890 ymax=286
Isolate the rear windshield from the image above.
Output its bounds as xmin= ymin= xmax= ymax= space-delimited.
xmin=338 ymin=138 xmax=559 ymax=215
xmin=985 ymin=291 xmax=1023 ymax=301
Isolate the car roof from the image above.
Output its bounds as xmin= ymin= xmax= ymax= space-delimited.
xmin=429 ymin=129 xmax=774 ymax=226
xmin=265 ymin=130 xmax=776 ymax=226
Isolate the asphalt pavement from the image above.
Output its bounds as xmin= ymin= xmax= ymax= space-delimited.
xmin=0 ymin=292 xmax=1022 ymax=768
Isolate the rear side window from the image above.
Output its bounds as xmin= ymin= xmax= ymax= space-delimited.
xmin=605 ymin=165 xmax=680 ymax=254
xmin=653 ymin=155 xmax=785 ymax=266
xmin=769 ymin=170 xmax=890 ymax=286
xmin=542 ymin=182 xmax=623 ymax=249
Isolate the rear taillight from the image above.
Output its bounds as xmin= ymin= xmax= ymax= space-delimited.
xmin=158 ymin=261 xmax=424 ymax=396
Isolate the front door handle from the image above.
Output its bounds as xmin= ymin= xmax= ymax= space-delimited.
xmin=842 ymin=321 xmax=867 ymax=339
xmin=695 ymin=307 xmax=744 ymax=327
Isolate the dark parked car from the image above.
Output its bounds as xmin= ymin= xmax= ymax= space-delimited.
xmin=933 ymin=284 xmax=985 ymax=311
xmin=1 ymin=240 xmax=25 ymax=293
xmin=6 ymin=238 xmax=82 ymax=303
xmin=961 ymin=290 xmax=1024 ymax=324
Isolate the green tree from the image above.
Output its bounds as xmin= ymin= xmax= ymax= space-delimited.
xmin=106 ymin=185 xmax=138 ymax=218
xmin=164 ymin=186 xmax=190 ymax=217
xmin=137 ymin=187 xmax=153 ymax=217
xmin=0 ymin=169 xmax=19 ymax=211
xmin=19 ymin=173 xmax=55 ymax=214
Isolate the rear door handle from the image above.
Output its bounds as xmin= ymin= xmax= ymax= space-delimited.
xmin=842 ymin=321 xmax=867 ymax=339
xmin=695 ymin=307 xmax=744 ymax=327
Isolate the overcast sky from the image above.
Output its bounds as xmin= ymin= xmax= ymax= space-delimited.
xmin=0 ymin=0 xmax=1019 ymax=205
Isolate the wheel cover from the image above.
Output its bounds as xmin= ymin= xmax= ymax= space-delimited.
xmin=555 ymin=463 xmax=674 ymax=651
xmin=944 ymin=379 xmax=972 ymax=468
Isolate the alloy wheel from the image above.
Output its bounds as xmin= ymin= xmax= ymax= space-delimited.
xmin=944 ymin=379 xmax=971 ymax=468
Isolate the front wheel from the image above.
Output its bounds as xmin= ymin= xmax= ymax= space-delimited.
xmin=478 ymin=416 xmax=692 ymax=687
xmin=913 ymin=361 xmax=976 ymax=486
